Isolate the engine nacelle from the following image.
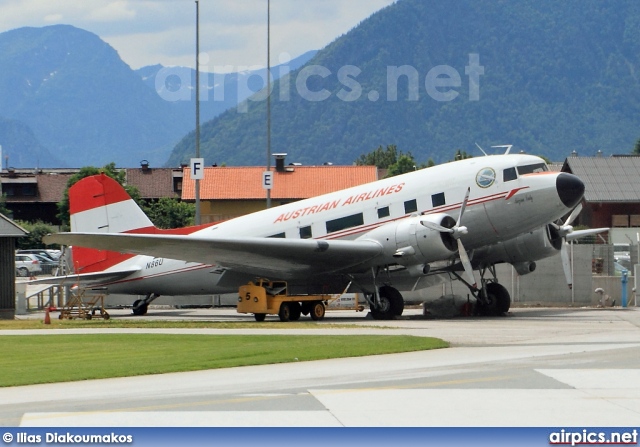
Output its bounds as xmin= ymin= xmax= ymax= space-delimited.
xmin=357 ymin=214 xmax=457 ymax=267
xmin=474 ymin=224 xmax=562 ymax=274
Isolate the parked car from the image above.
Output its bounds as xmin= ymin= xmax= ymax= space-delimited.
xmin=15 ymin=254 xmax=42 ymax=277
xmin=16 ymin=249 xmax=57 ymax=263
xmin=33 ymin=254 xmax=58 ymax=275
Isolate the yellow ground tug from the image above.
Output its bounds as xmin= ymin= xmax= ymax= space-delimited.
xmin=237 ymin=279 xmax=329 ymax=322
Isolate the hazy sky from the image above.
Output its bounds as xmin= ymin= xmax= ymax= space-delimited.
xmin=0 ymin=0 xmax=397 ymax=70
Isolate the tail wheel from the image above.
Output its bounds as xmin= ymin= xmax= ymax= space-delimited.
xmin=310 ymin=301 xmax=325 ymax=321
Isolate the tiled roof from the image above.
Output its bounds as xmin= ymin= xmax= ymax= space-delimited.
xmin=126 ymin=168 xmax=179 ymax=199
xmin=182 ymin=166 xmax=379 ymax=200
xmin=562 ymin=156 xmax=640 ymax=202
xmin=2 ymin=173 xmax=72 ymax=203
xmin=36 ymin=173 xmax=73 ymax=202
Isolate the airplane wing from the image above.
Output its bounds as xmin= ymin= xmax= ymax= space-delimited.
xmin=28 ymin=267 xmax=141 ymax=287
xmin=44 ymin=233 xmax=384 ymax=279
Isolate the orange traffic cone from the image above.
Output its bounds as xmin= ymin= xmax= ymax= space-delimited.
xmin=44 ymin=308 xmax=51 ymax=325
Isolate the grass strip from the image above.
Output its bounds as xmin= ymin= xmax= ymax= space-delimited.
xmin=1 ymin=319 xmax=372 ymax=330
xmin=0 ymin=334 xmax=447 ymax=387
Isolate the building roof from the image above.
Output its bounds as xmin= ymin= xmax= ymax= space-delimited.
xmin=126 ymin=168 xmax=179 ymax=199
xmin=181 ymin=165 xmax=379 ymax=200
xmin=2 ymin=172 xmax=72 ymax=203
xmin=562 ymin=155 xmax=640 ymax=202
xmin=0 ymin=213 xmax=27 ymax=237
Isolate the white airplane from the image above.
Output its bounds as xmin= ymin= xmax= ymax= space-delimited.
xmin=41 ymin=152 xmax=602 ymax=319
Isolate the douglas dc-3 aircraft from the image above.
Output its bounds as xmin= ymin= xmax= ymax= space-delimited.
xmin=41 ymin=152 xmax=602 ymax=319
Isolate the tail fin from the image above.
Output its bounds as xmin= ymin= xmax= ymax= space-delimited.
xmin=69 ymin=174 xmax=152 ymax=273
xmin=70 ymin=174 xmax=154 ymax=233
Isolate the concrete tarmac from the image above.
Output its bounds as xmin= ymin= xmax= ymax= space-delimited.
xmin=2 ymin=306 xmax=640 ymax=427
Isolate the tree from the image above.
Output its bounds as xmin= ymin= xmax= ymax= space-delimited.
xmin=386 ymin=154 xmax=418 ymax=177
xmin=56 ymin=162 xmax=141 ymax=227
xmin=451 ymin=149 xmax=473 ymax=162
xmin=0 ymin=193 xmax=10 ymax=217
xmin=143 ymin=198 xmax=195 ymax=229
xmin=15 ymin=220 xmax=57 ymax=249
xmin=355 ymin=145 xmax=400 ymax=169
xmin=634 ymin=138 xmax=640 ymax=155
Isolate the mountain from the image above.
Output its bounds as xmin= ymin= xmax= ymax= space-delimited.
xmin=0 ymin=116 xmax=65 ymax=168
xmin=167 ymin=0 xmax=640 ymax=167
xmin=0 ymin=25 xmax=192 ymax=168
xmin=135 ymin=50 xmax=317 ymax=126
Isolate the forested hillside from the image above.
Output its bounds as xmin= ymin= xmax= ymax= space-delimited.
xmin=168 ymin=0 xmax=640 ymax=166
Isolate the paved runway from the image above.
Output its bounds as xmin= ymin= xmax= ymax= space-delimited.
xmin=2 ymin=307 xmax=640 ymax=427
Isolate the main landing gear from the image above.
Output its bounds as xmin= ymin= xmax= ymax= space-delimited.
xmin=369 ymin=285 xmax=405 ymax=320
xmin=132 ymin=293 xmax=160 ymax=316
xmin=360 ymin=267 xmax=406 ymax=320
xmin=456 ymin=265 xmax=511 ymax=316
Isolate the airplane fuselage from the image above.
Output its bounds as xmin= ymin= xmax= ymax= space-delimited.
xmin=89 ymin=154 xmax=582 ymax=297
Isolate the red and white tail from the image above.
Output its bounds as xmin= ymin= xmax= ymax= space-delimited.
xmin=69 ymin=174 xmax=153 ymax=274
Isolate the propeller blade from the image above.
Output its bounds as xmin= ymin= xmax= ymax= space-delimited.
xmin=560 ymin=242 xmax=573 ymax=289
xmin=457 ymin=187 xmax=471 ymax=225
xmin=566 ymin=227 xmax=610 ymax=242
xmin=457 ymin=238 xmax=477 ymax=288
xmin=564 ymin=203 xmax=583 ymax=226
xmin=420 ymin=221 xmax=453 ymax=233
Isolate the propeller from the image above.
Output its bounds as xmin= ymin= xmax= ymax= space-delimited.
xmin=550 ymin=204 xmax=583 ymax=289
xmin=421 ymin=187 xmax=477 ymax=288
xmin=550 ymin=204 xmax=608 ymax=289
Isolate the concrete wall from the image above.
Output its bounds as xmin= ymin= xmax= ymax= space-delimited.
xmin=405 ymin=245 xmax=634 ymax=307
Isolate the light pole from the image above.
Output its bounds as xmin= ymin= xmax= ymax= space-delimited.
xmin=195 ymin=0 xmax=201 ymax=224
xmin=266 ymin=0 xmax=272 ymax=209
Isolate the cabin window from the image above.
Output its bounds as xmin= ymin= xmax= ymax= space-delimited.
xmin=268 ymin=232 xmax=286 ymax=238
xmin=503 ymin=167 xmax=517 ymax=182
xmin=299 ymin=226 xmax=312 ymax=239
xmin=517 ymin=163 xmax=548 ymax=175
xmin=377 ymin=206 xmax=390 ymax=218
xmin=404 ymin=199 xmax=418 ymax=214
xmin=431 ymin=193 xmax=445 ymax=207
xmin=326 ymin=213 xmax=364 ymax=234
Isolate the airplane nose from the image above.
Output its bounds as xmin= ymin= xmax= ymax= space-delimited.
xmin=556 ymin=173 xmax=585 ymax=209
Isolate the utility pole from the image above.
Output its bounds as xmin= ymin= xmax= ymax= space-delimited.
xmin=195 ymin=0 xmax=201 ymax=224
xmin=266 ymin=0 xmax=272 ymax=209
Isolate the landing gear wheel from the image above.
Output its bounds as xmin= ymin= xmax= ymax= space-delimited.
xmin=278 ymin=302 xmax=292 ymax=322
xmin=310 ymin=301 xmax=325 ymax=321
xmin=478 ymin=282 xmax=511 ymax=316
xmin=254 ymin=313 xmax=266 ymax=322
xmin=371 ymin=286 xmax=404 ymax=320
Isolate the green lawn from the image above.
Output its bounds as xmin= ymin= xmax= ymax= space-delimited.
xmin=0 ymin=334 xmax=448 ymax=387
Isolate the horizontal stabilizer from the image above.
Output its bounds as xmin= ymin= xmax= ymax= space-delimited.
xmin=28 ymin=267 xmax=141 ymax=287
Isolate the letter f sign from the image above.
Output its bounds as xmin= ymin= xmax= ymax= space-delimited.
xmin=191 ymin=158 xmax=204 ymax=180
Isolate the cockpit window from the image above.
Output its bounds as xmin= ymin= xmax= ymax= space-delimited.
xmin=517 ymin=163 xmax=548 ymax=175
xmin=503 ymin=167 xmax=517 ymax=182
